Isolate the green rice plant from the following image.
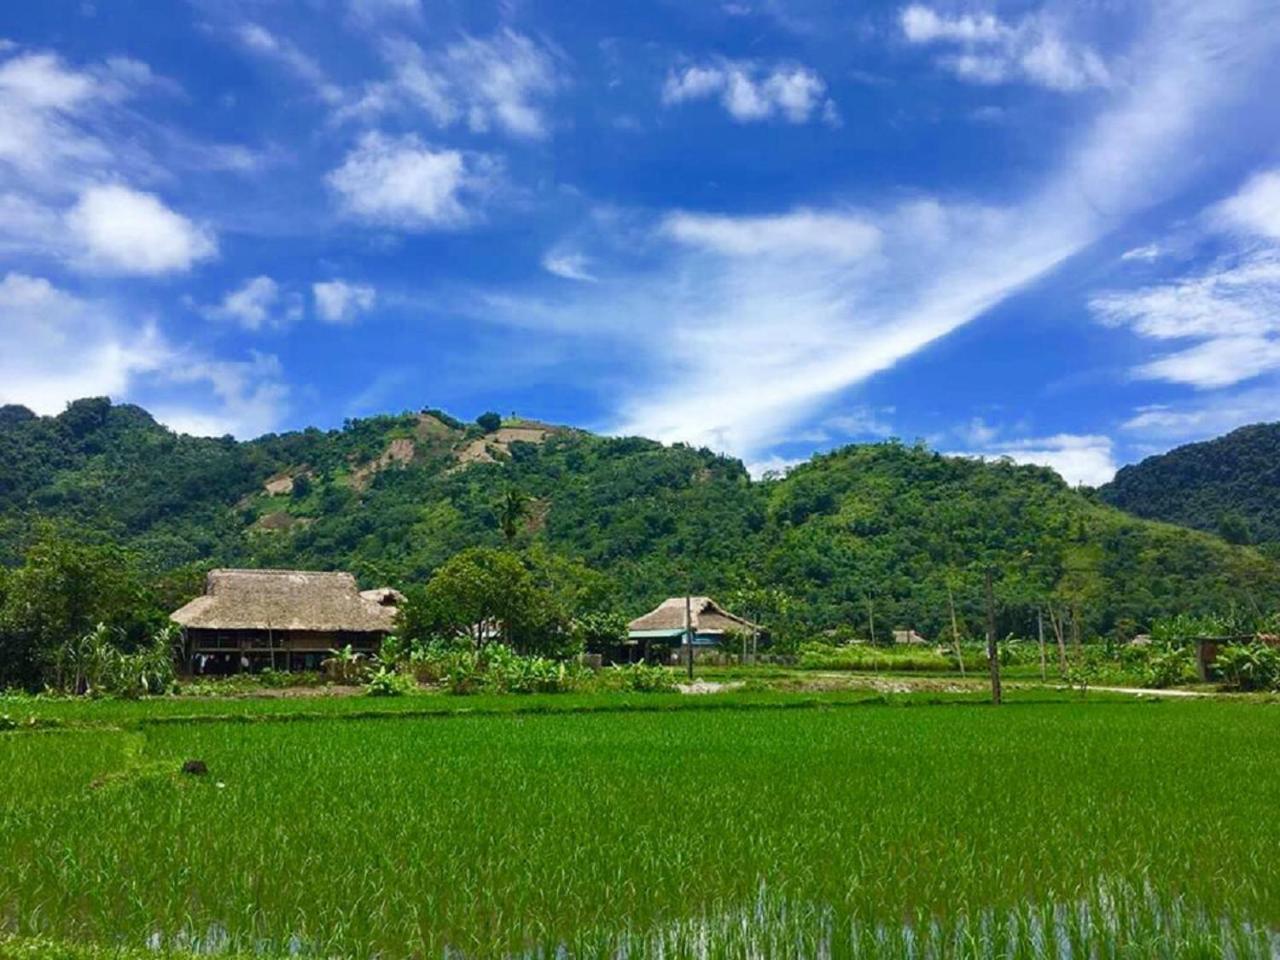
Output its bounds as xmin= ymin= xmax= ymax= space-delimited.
xmin=2 ymin=699 xmax=1277 ymax=958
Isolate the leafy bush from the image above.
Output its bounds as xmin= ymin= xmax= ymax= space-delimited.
xmin=364 ymin=666 xmax=418 ymax=697
xmin=44 ymin=623 xmax=176 ymax=698
xmin=1143 ymin=645 xmax=1196 ymax=688
xmin=601 ymin=662 xmax=677 ymax=693
xmin=322 ymin=645 xmax=368 ymax=684
xmin=1215 ymin=644 xmax=1280 ymax=691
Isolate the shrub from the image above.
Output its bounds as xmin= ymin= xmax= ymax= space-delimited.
xmin=322 ymin=645 xmax=368 ymax=684
xmin=601 ymin=662 xmax=677 ymax=693
xmin=1143 ymin=645 xmax=1196 ymax=689
xmin=1215 ymin=644 xmax=1280 ymax=691
xmin=364 ymin=666 xmax=418 ymax=697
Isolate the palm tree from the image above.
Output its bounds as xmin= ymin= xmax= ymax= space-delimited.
xmin=497 ymin=487 xmax=530 ymax=543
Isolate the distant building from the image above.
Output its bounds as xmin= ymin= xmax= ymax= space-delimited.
xmin=623 ymin=596 xmax=761 ymax=664
xmin=171 ymin=569 xmax=402 ymax=673
xmin=893 ymin=629 xmax=928 ymax=646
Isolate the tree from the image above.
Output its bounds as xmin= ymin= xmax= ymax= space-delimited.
xmin=476 ymin=411 xmax=502 ymax=433
xmin=0 ymin=524 xmax=157 ymax=688
xmin=1217 ymin=511 xmax=1252 ymax=546
xmin=497 ymin=487 xmax=530 ymax=543
xmin=415 ymin=548 xmax=545 ymax=652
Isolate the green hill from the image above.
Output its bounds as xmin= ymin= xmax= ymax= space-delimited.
xmin=2 ymin=397 xmax=1278 ymax=645
xmin=1099 ymin=423 xmax=1280 ymax=547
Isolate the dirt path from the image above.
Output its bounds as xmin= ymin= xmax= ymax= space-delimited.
xmin=1067 ymin=684 xmax=1213 ymax=698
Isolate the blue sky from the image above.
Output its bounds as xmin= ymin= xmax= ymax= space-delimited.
xmin=2 ymin=0 xmax=1279 ymax=486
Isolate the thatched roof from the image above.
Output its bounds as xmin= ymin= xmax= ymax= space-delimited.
xmin=628 ymin=596 xmax=759 ymax=635
xmin=172 ymin=569 xmax=399 ymax=633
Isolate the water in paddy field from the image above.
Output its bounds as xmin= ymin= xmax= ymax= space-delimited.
xmin=136 ymin=879 xmax=1280 ymax=958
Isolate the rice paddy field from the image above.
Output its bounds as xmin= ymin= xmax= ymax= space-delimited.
xmin=2 ymin=696 xmax=1279 ymax=958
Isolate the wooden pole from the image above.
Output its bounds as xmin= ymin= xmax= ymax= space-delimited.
xmin=867 ymin=596 xmax=876 ymax=645
xmin=685 ymin=592 xmax=695 ymax=681
xmin=947 ymin=580 xmax=965 ymax=676
xmin=985 ymin=568 xmax=1002 ymax=705
xmin=1037 ymin=608 xmax=1047 ymax=683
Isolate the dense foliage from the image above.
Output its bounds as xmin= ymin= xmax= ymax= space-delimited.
xmin=3 ymin=398 xmax=1280 ymax=688
xmin=1099 ymin=422 xmax=1280 ymax=547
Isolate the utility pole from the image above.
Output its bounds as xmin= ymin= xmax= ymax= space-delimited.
xmin=685 ymin=591 xmax=695 ymax=681
xmin=867 ymin=596 xmax=876 ymax=645
xmin=985 ymin=568 xmax=1002 ymax=705
xmin=1037 ymin=608 xmax=1047 ymax=683
xmin=947 ymin=580 xmax=964 ymax=676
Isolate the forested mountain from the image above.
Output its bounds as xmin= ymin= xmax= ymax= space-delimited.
xmin=3 ymin=397 xmax=1279 ymax=643
xmin=1099 ymin=423 xmax=1280 ymax=547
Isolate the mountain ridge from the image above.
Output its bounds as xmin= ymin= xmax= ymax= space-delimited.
xmin=2 ymin=397 xmax=1278 ymax=642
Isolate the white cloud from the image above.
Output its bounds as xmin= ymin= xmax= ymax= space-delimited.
xmin=470 ymin=1 xmax=1279 ymax=464
xmin=152 ymin=352 xmax=289 ymax=439
xmin=236 ymin=22 xmax=342 ymax=105
xmin=1122 ymin=387 xmax=1280 ymax=441
xmin=1092 ymin=171 xmax=1280 ymax=390
xmin=204 ymin=275 xmax=303 ymax=331
xmin=1136 ymin=336 xmax=1280 ymax=389
xmin=0 ymin=50 xmax=151 ymax=183
xmin=901 ymin=4 xmax=1110 ymax=92
xmin=342 ymin=30 xmax=560 ymax=139
xmin=663 ymin=58 xmax=838 ymax=124
xmin=901 ymin=6 xmax=1008 ymax=43
xmin=348 ymin=0 xmax=420 ymax=19
xmin=958 ymin=416 xmax=1000 ymax=446
xmin=313 ymin=279 xmax=376 ymax=323
xmin=327 ymin=131 xmax=497 ymax=229
xmin=0 ymin=272 xmax=167 ymax=414
xmin=825 ymin=406 xmax=895 ymax=438
xmin=65 ymin=183 xmax=216 ymax=275
xmin=1212 ymin=168 xmax=1280 ymax=240
xmin=1120 ymin=242 xmax=1164 ymax=262
xmin=662 ymin=209 xmax=880 ymax=260
xmin=745 ymin=455 xmax=805 ymax=479
xmin=953 ymin=433 xmax=1118 ymax=487
xmin=541 ymin=251 xmax=598 ymax=282
xmin=0 ymin=271 xmax=288 ymax=438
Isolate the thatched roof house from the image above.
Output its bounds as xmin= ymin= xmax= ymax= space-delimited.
xmin=172 ymin=569 xmax=402 ymax=673
xmin=628 ymin=596 xmax=759 ymax=645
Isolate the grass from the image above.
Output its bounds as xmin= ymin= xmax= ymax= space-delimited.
xmin=2 ymin=696 xmax=1278 ymax=957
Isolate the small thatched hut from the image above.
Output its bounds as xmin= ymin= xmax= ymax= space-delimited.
xmin=623 ymin=596 xmax=761 ymax=663
xmin=172 ymin=569 xmax=402 ymax=673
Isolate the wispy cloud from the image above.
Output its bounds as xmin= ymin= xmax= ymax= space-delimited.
xmin=341 ymin=30 xmax=562 ymax=139
xmin=0 ymin=46 xmax=234 ymax=275
xmin=950 ymin=432 xmax=1117 ymax=487
xmin=541 ymin=251 xmax=598 ymax=282
xmin=313 ymin=279 xmax=376 ymax=323
xmin=327 ymin=131 xmax=499 ymax=230
xmin=900 ymin=3 xmax=1110 ymax=92
xmin=200 ymin=276 xmax=303 ymax=331
xmin=1092 ymin=168 xmax=1280 ymax=390
xmin=1122 ymin=387 xmax=1280 ymax=442
xmin=235 ymin=22 xmax=343 ymax=105
xmin=473 ymin=1 xmax=1279 ymax=463
xmin=0 ymin=271 xmax=289 ymax=438
xmin=662 ymin=57 xmax=839 ymax=124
